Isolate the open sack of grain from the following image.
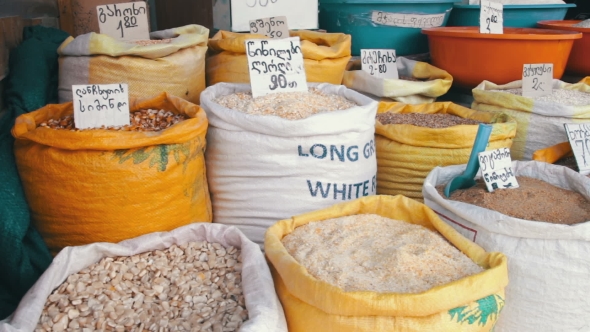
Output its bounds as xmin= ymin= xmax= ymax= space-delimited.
xmin=0 ymin=223 xmax=287 ymax=332
xmin=206 ymin=30 xmax=351 ymax=86
xmin=58 ymin=24 xmax=208 ymax=104
xmin=200 ymin=83 xmax=377 ymax=246
xmin=423 ymin=161 xmax=590 ymax=332
xmin=342 ymin=57 xmax=453 ymax=104
xmin=533 ymin=141 xmax=590 ymax=177
xmin=11 ymin=93 xmax=212 ymax=255
xmin=265 ymin=195 xmax=508 ymax=332
xmin=375 ymin=101 xmax=516 ymax=201
xmin=472 ymin=79 xmax=590 ymax=160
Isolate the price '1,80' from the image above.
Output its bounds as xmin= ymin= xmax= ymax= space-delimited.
xmin=268 ymin=74 xmax=297 ymax=90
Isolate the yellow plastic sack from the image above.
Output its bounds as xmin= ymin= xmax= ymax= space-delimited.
xmin=376 ymin=102 xmax=517 ymax=201
xmin=58 ymin=24 xmax=209 ymax=104
xmin=206 ymin=30 xmax=351 ymax=86
xmin=580 ymin=77 xmax=590 ymax=85
xmin=12 ymin=93 xmax=212 ymax=255
xmin=472 ymin=79 xmax=590 ymax=160
xmin=342 ymin=57 xmax=453 ymax=104
xmin=265 ymin=195 xmax=509 ymax=332
xmin=532 ymin=141 xmax=573 ymax=163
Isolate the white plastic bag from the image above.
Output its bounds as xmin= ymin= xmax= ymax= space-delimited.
xmin=200 ymin=83 xmax=378 ymax=246
xmin=0 ymin=223 xmax=287 ymax=332
xmin=423 ymin=161 xmax=590 ymax=332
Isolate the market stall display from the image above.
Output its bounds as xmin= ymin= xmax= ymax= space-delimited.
xmin=200 ymin=83 xmax=377 ymax=246
xmin=537 ymin=20 xmax=590 ymax=76
xmin=423 ymin=161 xmax=590 ymax=332
xmin=265 ymin=195 xmax=508 ymax=332
xmin=422 ymin=27 xmax=581 ymax=88
xmin=11 ymin=92 xmax=212 ymax=255
xmin=58 ymin=24 xmax=209 ymax=105
xmin=0 ymin=223 xmax=287 ymax=332
xmin=342 ymin=57 xmax=453 ymax=104
xmin=206 ymin=30 xmax=351 ymax=86
xmin=471 ymin=79 xmax=590 ymax=160
xmin=375 ymin=101 xmax=516 ymax=201
xmin=447 ymin=4 xmax=574 ymax=28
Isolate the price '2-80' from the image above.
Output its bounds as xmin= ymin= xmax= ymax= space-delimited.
xmin=369 ymin=64 xmax=387 ymax=75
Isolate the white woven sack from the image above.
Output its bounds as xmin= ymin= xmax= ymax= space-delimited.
xmin=0 ymin=223 xmax=287 ymax=332
xmin=201 ymin=83 xmax=378 ymax=246
xmin=423 ymin=160 xmax=590 ymax=332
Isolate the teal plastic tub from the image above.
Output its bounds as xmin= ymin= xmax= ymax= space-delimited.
xmin=318 ymin=0 xmax=456 ymax=56
xmin=448 ymin=4 xmax=576 ymax=28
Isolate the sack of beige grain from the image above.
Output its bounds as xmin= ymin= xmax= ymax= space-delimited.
xmin=200 ymin=83 xmax=378 ymax=246
xmin=472 ymin=79 xmax=590 ymax=160
xmin=265 ymin=195 xmax=508 ymax=332
xmin=0 ymin=223 xmax=287 ymax=332
xmin=342 ymin=57 xmax=453 ymax=104
xmin=12 ymin=92 xmax=212 ymax=255
xmin=58 ymin=24 xmax=208 ymax=104
xmin=206 ymin=30 xmax=351 ymax=86
xmin=375 ymin=101 xmax=517 ymax=201
xmin=423 ymin=160 xmax=590 ymax=332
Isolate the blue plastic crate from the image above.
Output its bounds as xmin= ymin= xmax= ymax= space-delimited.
xmin=448 ymin=4 xmax=576 ymax=28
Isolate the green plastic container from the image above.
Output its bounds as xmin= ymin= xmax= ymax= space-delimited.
xmin=448 ymin=4 xmax=575 ymax=28
xmin=319 ymin=0 xmax=456 ymax=56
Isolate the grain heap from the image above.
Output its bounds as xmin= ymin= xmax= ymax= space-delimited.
xmin=38 ymin=109 xmax=187 ymax=132
xmin=376 ymin=112 xmax=481 ymax=128
xmin=281 ymin=213 xmax=483 ymax=293
xmin=492 ymin=88 xmax=590 ymax=106
xmin=213 ymin=88 xmax=357 ymax=120
xmin=131 ymin=39 xmax=173 ymax=46
xmin=35 ymin=241 xmax=247 ymax=332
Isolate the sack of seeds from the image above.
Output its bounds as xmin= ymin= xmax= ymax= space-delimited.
xmin=0 ymin=223 xmax=287 ymax=332
xmin=200 ymin=83 xmax=378 ymax=246
xmin=11 ymin=92 xmax=212 ymax=255
xmin=376 ymin=101 xmax=516 ymax=201
xmin=58 ymin=24 xmax=208 ymax=104
xmin=423 ymin=161 xmax=590 ymax=332
xmin=265 ymin=195 xmax=508 ymax=332
xmin=206 ymin=30 xmax=351 ymax=86
xmin=472 ymin=79 xmax=590 ymax=160
xmin=342 ymin=57 xmax=453 ymax=104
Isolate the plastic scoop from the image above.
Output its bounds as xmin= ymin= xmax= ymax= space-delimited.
xmin=444 ymin=123 xmax=493 ymax=198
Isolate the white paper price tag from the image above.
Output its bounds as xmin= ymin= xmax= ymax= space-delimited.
xmin=245 ymin=37 xmax=308 ymax=98
xmin=478 ymin=147 xmax=519 ymax=192
xmin=97 ymin=2 xmax=150 ymax=41
xmin=361 ymin=49 xmax=399 ymax=79
xmin=480 ymin=0 xmax=503 ymax=34
xmin=249 ymin=16 xmax=289 ymax=39
xmin=564 ymin=123 xmax=590 ymax=175
xmin=73 ymin=84 xmax=130 ymax=130
xmin=522 ymin=63 xmax=553 ymax=98
xmin=371 ymin=11 xmax=446 ymax=28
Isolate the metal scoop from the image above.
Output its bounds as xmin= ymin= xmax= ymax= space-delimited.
xmin=444 ymin=123 xmax=493 ymax=198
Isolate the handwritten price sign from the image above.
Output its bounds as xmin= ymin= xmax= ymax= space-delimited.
xmin=478 ymin=147 xmax=519 ymax=192
xmin=73 ymin=84 xmax=130 ymax=129
xmin=522 ymin=63 xmax=553 ymax=98
xmin=249 ymin=16 xmax=289 ymax=39
xmin=97 ymin=2 xmax=150 ymax=41
xmin=360 ymin=49 xmax=399 ymax=79
xmin=564 ymin=123 xmax=590 ymax=175
xmin=480 ymin=0 xmax=503 ymax=34
xmin=371 ymin=11 xmax=446 ymax=28
xmin=245 ymin=36 xmax=308 ymax=98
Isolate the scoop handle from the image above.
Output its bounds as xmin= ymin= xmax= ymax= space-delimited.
xmin=464 ymin=123 xmax=493 ymax=178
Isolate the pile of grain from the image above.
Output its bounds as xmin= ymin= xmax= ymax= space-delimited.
xmin=492 ymin=88 xmax=590 ymax=106
xmin=376 ymin=112 xmax=481 ymax=128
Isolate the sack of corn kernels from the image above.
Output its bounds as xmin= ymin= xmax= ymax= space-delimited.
xmin=11 ymin=92 xmax=212 ymax=255
xmin=0 ymin=223 xmax=287 ymax=332
xmin=423 ymin=161 xmax=590 ymax=332
xmin=265 ymin=195 xmax=508 ymax=332
xmin=200 ymin=83 xmax=378 ymax=246
xmin=472 ymin=79 xmax=590 ymax=160
xmin=58 ymin=24 xmax=208 ymax=104
xmin=342 ymin=57 xmax=453 ymax=104
xmin=375 ymin=101 xmax=516 ymax=201
xmin=206 ymin=30 xmax=351 ymax=86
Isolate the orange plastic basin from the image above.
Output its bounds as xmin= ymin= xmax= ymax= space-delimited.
xmin=422 ymin=27 xmax=582 ymax=88
xmin=537 ymin=20 xmax=590 ymax=76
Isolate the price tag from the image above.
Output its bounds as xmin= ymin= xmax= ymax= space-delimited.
xmin=245 ymin=37 xmax=308 ymax=98
xmin=97 ymin=2 xmax=150 ymax=41
xmin=249 ymin=16 xmax=289 ymax=39
xmin=564 ymin=123 xmax=590 ymax=175
xmin=522 ymin=63 xmax=553 ymax=98
xmin=480 ymin=0 xmax=503 ymax=34
xmin=73 ymin=84 xmax=130 ymax=129
xmin=478 ymin=147 xmax=519 ymax=192
xmin=360 ymin=49 xmax=399 ymax=80
xmin=371 ymin=11 xmax=446 ymax=28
